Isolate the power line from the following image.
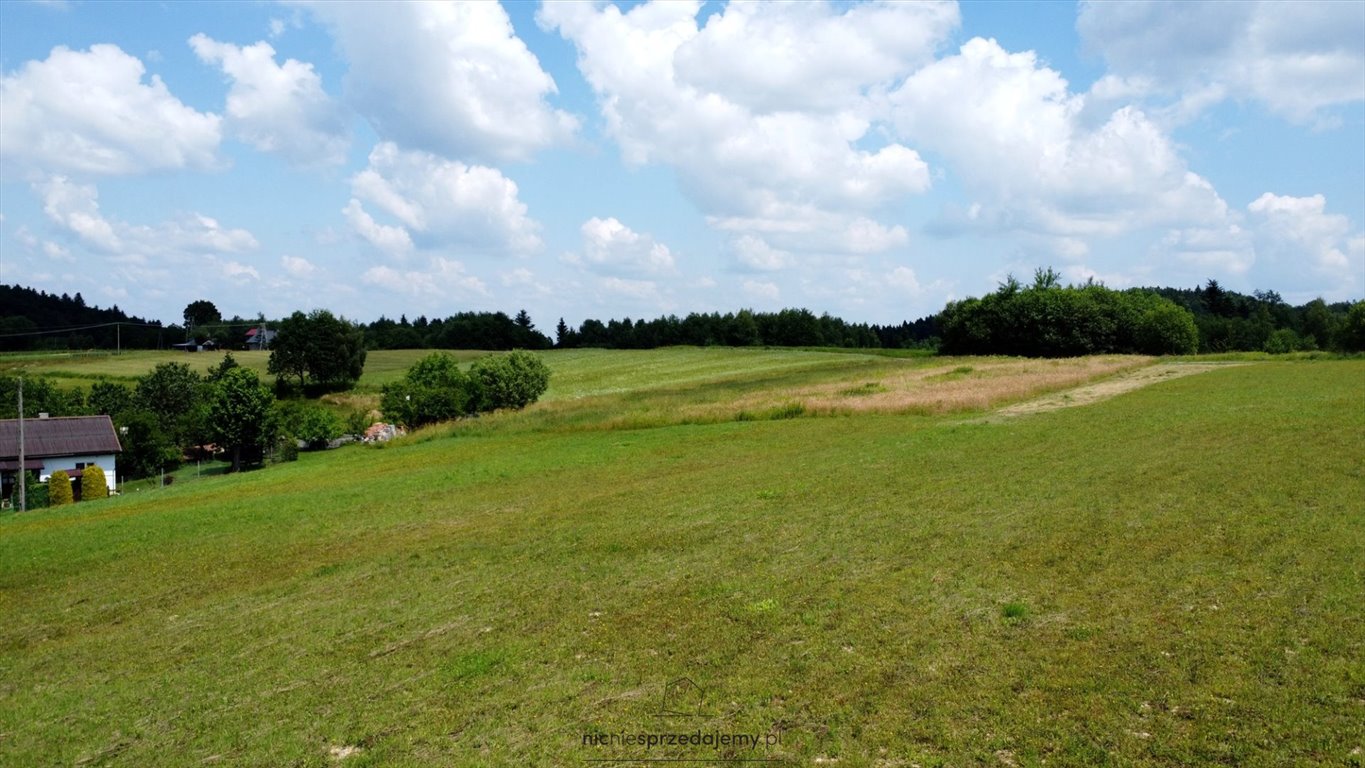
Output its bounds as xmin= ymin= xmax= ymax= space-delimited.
xmin=0 ymin=321 xmax=165 ymax=339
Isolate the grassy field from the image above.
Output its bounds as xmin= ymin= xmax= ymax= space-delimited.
xmin=0 ymin=347 xmax=1146 ymax=421
xmin=1 ymin=352 xmax=1362 ymax=766
xmin=0 ymin=349 xmax=486 ymax=392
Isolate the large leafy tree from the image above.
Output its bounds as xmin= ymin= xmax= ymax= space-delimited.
xmin=135 ymin=362 xmax=204 ymax=446
xmin=117 ymin=410 xmax=181 ymax=480
xmin=183 ymin=300 xmax=221 ymax=328
xmin=0 ymin=376 xmax=84 ymax=419
xmin=268 ymin=310 xmax=367 ymax=391
xmin=210 ymin=367 xmax=276 ymax=472
xmin=266 ymin=311 xmax=311 ymax=388
xmin=86 ymin=380 xmax=134 ymax=419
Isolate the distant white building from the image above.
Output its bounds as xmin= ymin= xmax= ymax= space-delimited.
xmin=0 ymin=415 xmax=122 ymax=502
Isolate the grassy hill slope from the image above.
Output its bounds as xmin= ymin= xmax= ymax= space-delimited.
xmin=1 ymin=356 xmax=1362 ymax=766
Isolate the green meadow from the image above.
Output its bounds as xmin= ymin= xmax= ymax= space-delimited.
xmin=0 ymin=349 xmax=467 ymax=392
xmin=1 ymin=351 xmax=1362 ymax=766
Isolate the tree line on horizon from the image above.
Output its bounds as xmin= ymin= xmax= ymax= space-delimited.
xmin=3 ymin=275 xmax=1363 ymax=356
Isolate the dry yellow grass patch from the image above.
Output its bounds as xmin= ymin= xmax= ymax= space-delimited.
xmin=682 ymin=355 xmax=1152 ymax=420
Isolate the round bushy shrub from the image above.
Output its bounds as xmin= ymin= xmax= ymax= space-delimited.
xmin=470 ymin=350 xmax=551 ymax=411
xmin=48 ymin=470 xmax=73 ymax=506
xmin=380 ymin=352 xmax=477 ymax=429
xmin=1135 ymin=303 xmax=1199 ymax=355
xmin=1264 ymin=328 xmax=1307 ymax=354
xmin=80 ymin=465 xmax=109 ymax=500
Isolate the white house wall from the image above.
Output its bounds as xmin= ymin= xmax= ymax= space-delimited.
xmin=38 ymin=454 xmax=118 ymax=492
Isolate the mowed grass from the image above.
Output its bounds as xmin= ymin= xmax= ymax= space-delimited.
xmin=2 ymin=347 xmax=1147 ymax=424
xmin=1 ymin=357 xmax=1363 ymax=766
xmin=0 ymin=349 xmax=483 ymax=391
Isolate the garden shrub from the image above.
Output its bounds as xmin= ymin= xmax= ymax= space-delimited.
xmin=48 ymin=470 xmax=73 ymax=506
xmin=81 ymin=465 xmax=109 ymax=500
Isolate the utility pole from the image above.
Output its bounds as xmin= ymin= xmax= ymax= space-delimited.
xmin=116 ymin=322 xmax=121 ymax=355
xmin=17 ymin=378 xmax=25 ymax=513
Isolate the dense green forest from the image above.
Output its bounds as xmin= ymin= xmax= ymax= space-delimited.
xmin=3 ymin=277 xmax=1362 ymax=356
xmin=0 ymin=285 xmax=170 ymax=351
xmin=369 ymin=308 xmax=923 ymax=351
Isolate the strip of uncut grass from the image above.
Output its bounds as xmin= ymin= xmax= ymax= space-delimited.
xmin=0 ymin=361 xmax=1361 ymax=766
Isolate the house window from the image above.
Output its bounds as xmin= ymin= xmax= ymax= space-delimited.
xmin=76 ymin=463 xmax=87 ymax=469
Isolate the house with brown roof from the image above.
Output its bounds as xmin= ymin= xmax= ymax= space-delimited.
xmin=1 ymin=415 xmax=122 ymax=504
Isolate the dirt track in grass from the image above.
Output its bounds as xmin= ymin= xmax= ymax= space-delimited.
xmin=989 ymin=362 xmax=1245 ymax=418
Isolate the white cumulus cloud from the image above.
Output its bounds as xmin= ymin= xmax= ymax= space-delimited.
xmin=36 ymin=176 xmax=258 ymax=257
xmin=1078 ymin=0 xmax=1365 ymax=124
xmin=674 ymin=0 xmax=958 ymax=113
xmin=566 ymin=217 xmax=675 ymax=276
xmin=1 ymin=44 xmax=221 ymax=176
xmin=361 ymin=257 xmax=489 ymax=298
xmin=731 ymin=235 xmax=791 ymax=272
xmin=540 ymin=0 xmax=930 ymax=254
xmin=1247 ymin=193 xmax=1363 ymax=289
xmin=300 ymin=1 xmax=576 ymax=162
xmin=345 ymin=142 xmax=541 ymax=258
xmin=281 ymin=254 xmax=318 ymax=278
xmin=892 ymin=37 xmax=1233 ymax=239
xmin=189 ymin=34 xmax=349 ymax=167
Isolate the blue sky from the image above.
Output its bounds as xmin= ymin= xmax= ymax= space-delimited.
xmin=2 ymin=0 xmax=1362 ymax=329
